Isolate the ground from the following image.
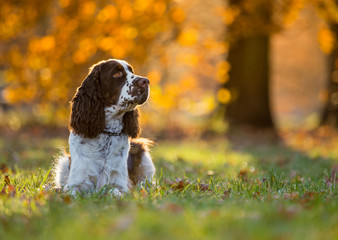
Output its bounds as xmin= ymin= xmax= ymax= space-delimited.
xmin=0 ymin=128 xmax=337 ymax=240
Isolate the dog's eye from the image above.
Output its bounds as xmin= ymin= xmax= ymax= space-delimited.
xmin=113 ymin=71 xmax=122 ymax=78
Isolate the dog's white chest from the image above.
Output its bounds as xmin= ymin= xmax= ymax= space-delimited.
xmin=102 ymin=135 xmax=129 ymax=168
xmin=68 ymin=133 xmax=130 ymax=191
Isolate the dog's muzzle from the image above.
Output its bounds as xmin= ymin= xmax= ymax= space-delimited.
xmin=134 ymin=77 xmax=150 ymax=105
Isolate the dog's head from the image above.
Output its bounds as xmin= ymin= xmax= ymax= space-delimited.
xmin=69 ymin=59 xmax=149 ymax=138
xmin=99 ymin=59 xmax=150 ymax=108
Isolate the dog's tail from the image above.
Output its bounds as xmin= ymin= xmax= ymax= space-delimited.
xmin=128 ymin=138 xmax=155 ymax=185
xmin=53 ymin=148 xmax=71 ymax=188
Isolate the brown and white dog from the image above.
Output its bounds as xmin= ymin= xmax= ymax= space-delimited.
xmin=53 ymin=59 xmax=155 ymax=196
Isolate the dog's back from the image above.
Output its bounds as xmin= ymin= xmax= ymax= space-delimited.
xmin=128 ymin=138 xmax=155 ymax=185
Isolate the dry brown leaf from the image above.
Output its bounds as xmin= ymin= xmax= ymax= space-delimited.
xmin=164 ymin=178 xmax=190 ymax=191
xmin=238 ymin=169 xmax=249 ymax=181
xmin=256 ymin=179 xmax=262 ymax=185
xmin=198 ymin=183 xmax=210 ymax=192
xmin=62 ymin=195 xmax=72 ymax=204
xmin=7 ymin=185 xmax=16 ymax=197
xmin=300 ymin=191 xmax=318 ymax=206
xmin=140 ymin=188 xmax=148 ymax=197
xmin=4 ymin=175 xmax=11 ymax=186
xmin=283 ymin=192 xmax=299 ymax=200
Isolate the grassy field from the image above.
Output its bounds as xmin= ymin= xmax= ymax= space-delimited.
xmin=0 ymin=130 xmax=337 ymax=240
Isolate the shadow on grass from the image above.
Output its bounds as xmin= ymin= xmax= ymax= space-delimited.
xmin=153 ymin=129 xmax=336 ymax=185
xmin=0 ymin=128 xmax=336 ymax=185
xmin=0 ymin=129 xmax=68 ymax=171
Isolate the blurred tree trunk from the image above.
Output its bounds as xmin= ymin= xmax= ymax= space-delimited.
xmin=321 ymin=23 xmax=338 ymax=127
xmin=222 ymin=0 xmax=274 ymax=129
xmin=225 ymin=34 xmax=273 ymax=128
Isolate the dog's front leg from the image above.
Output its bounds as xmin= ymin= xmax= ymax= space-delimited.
xmin=103 ymin=136 xmax=130 ymax=194
xmin=108 ymin=166 xmax=129 ymax=193
xmin=64 ymin=163 xmax=97 ymax=196
xmin=65 ymin=138 xmax=100 ymax=195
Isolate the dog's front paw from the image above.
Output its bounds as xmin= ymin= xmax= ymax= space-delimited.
xmin=65 ymin=188 xmax=79 ymax=198
xmin=63 ymin=184 xmax=82 ymax=198
xmin=109 ymin=188 xmax=123 ymax=198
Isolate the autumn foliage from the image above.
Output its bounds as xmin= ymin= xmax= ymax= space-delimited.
xmin=0 ymin=1 xmax=186 ymax=124
xmin=1 ymin=0 xmax=338 ymax=132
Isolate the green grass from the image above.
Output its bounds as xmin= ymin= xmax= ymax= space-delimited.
xmin=0 ymin=134 xmax=337 ymax=240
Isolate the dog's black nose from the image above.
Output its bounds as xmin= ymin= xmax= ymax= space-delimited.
xmin=136 ymin=77 xmax=149 ymax=87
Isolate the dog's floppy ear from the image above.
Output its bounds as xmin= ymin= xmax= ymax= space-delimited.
xmin=122 ymin=109 xmax=140 ymax=138
xmin=69 ymin=64 xmax=105 ymax=138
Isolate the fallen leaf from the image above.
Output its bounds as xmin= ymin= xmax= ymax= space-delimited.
xmin=62 ymin=195 xmax=72 ymax=204
xmin=164 ymin=178 xmax=211 ymax=192
xmin=173 ymin=178 xmax=189 ymax=191
xmin=197 ymin=183 xmax=210 ymax=192
xmin=238 ymin=169 xmax=249 ymax=181
xmin=7 ymin=185 xmax=16 ymax=197
xmin=256 ymin=179 xmax=262 ymax=185
xmin=4 ymin=175 xmax=11 ymax=186
xmin=140 ymin=188 xmax=148 ymax=197
xmin=300 ymin=191 xmax=317 ymax=206
xmin=253 ymin=191 xmax=260 ymax=198
xmin=165 ymin=178 xmax=190 ymax=191
xmin=284 ymin=192 xmax=299 ymax=200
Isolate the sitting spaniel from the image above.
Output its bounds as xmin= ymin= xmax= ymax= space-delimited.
xmin=53 ymin=59 xmax=155 ymax=196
